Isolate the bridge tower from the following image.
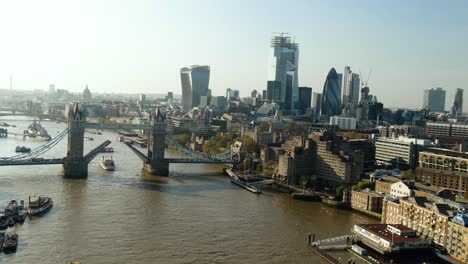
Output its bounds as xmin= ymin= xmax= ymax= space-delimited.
xmin=144 ymin=106 xmax=169 ymax=176
xmin=63 ymin=103 xmax=88 ymax=178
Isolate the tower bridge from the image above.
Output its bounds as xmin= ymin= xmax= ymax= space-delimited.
xmin=0 ymin=103 xmax=237 ymax=178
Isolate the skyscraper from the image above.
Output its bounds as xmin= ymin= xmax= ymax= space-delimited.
xmin=342 ymin=66 xmax=352 ymax=105
xmin=451 ymin=88 xmax=464 ymax=117
xmin=342 ymin=66 xmax=360 ymax=107
xmin=312 ymin=92 xmax=322 ymax=120
xmin=350 ymin=73 xmax=360 ymax=106
xmin=226 ymin=88 xmax=233 ymax=101
xmin=180 ymin=65 xmax=210 ymax=111
xmin=267 ymin=80 xmax=282 ymax=101
xmin=423 ymin=88 xmax=446 ymax=112
xmin=321 ymin=68 xmax=342 ymax=118
xmin=298 ymin=87 xmax=312 ymax=115
xmin=270 ymin=34 xmax=299 ymax=112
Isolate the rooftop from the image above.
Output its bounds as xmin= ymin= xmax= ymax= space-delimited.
xmin=356 ymin=224 xmax=427 ymax=244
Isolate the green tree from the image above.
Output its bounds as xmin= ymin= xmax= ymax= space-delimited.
xmin=309 ymin=175 xmax=318 ymax=188
xmin=356 ymin=181 xmax=374 ymax=190
xmin=402 ymin=169 xmax=415 ymax=180
xmin=173 ymin=134 xmax=190 ymax=145
xmin=258 ymin=122 xmax=270 ymax=132
xmin=336 ymin=185 xmax=346 ymax=198
xmin=464 ymin=192 xmax=468 ymax=200
xmin=284 ymin=122 xmax=305 ymax=136
xmin=300 ymin=176 xmax=308 ymax=192
xmin=242 ymin=157 xmax=252 ymax=172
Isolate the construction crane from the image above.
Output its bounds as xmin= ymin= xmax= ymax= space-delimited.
xmin=272 ymin=32 xmax=289 ymax=37
xmin=361 ymin=68 xmax=372 ymax=88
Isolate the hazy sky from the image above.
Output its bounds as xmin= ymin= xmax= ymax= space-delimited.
xmin=0 ymin=0 xmax=467 ymax=108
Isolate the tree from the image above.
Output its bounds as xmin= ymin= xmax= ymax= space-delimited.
xmin=300 ymin=176 xmax=308 ymax=192
xmin=258 ymin=122 xmax=270 ymax=132
xmin=284 ymin=122 xmax=305 ymax=136
xmin=243 ymin=157 xmax=252 ymax=173
xmin=173 ymin=134 xmax=190 ymax=145
xmin=356 ymin=181 xmax=374 ymax=190
xmin=402 ymin=169 xmax=415 ymax=181
xmin=309 ymin=175 xmax=318 ymax=188
xmin=336 ymin=185 xmax=346 ymax=198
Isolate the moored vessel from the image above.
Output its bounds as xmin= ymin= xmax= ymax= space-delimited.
xmin=0 ymin=232 xmax=4 ymax=252
xmin=28 ymin=196 xmax=53 ymax=216
xmin=24 ymin=120 xmax=52 ymax=141
xmin=2 ymin=233 xmax=18 ymax=253
xmin=0 ymin=215 xmax=13 ymax=231
xmin=15 ymin=146 xmax=31 ymax=153
xmin=99 ymin=156 xmax=115 ymax=171
xmin=17 ymin=200 xmax=28 ymax=224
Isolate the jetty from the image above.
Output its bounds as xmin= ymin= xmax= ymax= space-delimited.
xmin=225 ymin=169 xmax=262 ymax=194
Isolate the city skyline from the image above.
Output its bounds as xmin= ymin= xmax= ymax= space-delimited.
xmin=0 ymin=0 xmax=467 ymax=109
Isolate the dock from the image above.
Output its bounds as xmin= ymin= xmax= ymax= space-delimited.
xmin=225 ymin=169 xmax=262 ymax=194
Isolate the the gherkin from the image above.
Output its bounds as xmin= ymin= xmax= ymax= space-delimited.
xmin=320 ymin=68 xmax=342 ymax=118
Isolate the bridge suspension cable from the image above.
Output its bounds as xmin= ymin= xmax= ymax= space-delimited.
xmin=1 ymin=128 xmax=69 ymax=161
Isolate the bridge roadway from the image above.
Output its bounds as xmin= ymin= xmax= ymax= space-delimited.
xmin=0 ymin=158 xmax=64 ymax=166
xmin=0 ymin=158 xmax=234 ymax=166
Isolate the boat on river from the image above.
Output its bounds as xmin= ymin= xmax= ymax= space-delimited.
xmin=28 ymin=196 xmax=53 ymax=216
xmin=16 ymin=200 xmax=28 ymax=224
xmin=0 ymin=232 xmax=4 ymax=252
xmin=2 ymin=233 xmax=18 ymax=253
xmin=4 ymin=200 xmax=18 ymax=219
xmin=15 ymin=146 xmax=31 ymax=153
xmin=24 ymin=120 xmax=52 ymax=141
xmin=0 ymin=215 xmax=14 ymax=231
xmin=99 ymin=156 xmax=115 ymax=171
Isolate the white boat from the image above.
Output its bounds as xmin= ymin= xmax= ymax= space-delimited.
xmin=99 ymin=156 xmax=115 ymax=171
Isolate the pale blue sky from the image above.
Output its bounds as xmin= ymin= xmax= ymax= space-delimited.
xmin=0 ymin=0 xmax=467 ymax=108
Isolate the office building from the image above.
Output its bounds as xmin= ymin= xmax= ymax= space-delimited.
xmin=426 ymin=122 xmax=468 ymax=138
xmin=298 ymin=87 xmax=312 ymax=114
xmin=270 ymin=34 xmax=299 ymax=112
xmin=309 ymin=131 xmax=364 ymax=185
xmin=423 ymin=88 xmax=446 ymax=112
xmin=267 ymin=80 xmax=282 ymax=101
xmin=262 ymin=90 xmax=267 ymax=99
xmin=211 ymin=96 xmax=227 ymax=113
xmin=341 ymin=67 xmax=359 ymax=107
xmin=312 ymin=92 xmax=322 ymax=120
xmin=374 ymin=137 xmax=432 ymax=169
xmin=233 ymin=90 xmax=240 ymax=99
xmin=226 ymin=88 xmax=233 ymax=101
xmin=451 ymin=88 xmax=464 ymax=117
xmin=330 ymin=116 xmax=357 ymax=130
xmin=342 ymin=66 xmax=352 ymax=105
xmin=180 ymin=65 xmax=210 ymax=111
xmin=320 ymin=68 xmax=342 ymax=119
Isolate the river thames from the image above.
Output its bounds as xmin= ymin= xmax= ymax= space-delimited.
xmin=0 ymin=117 xmax=434 ymax=264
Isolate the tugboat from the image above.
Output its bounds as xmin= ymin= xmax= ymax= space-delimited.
xmin=16 ymin=200 xmax=28 ymax=224
xmin=99 ymin=156 xmax=115 ymax=171
xmin=28 ymin=196 xmax=53 ymax=216
xmin=4 ymin=200 xmax=18 ymax=221
xmin=2 ymin=233 xmax=18 ymax=253
xmin=15 ymin=146 xmax=31 ymax=153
